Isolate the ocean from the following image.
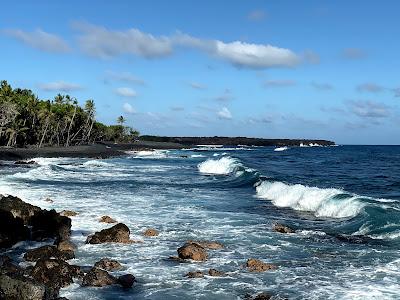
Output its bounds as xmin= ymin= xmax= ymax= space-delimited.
xmin=1 ymin=145 xmax=399 ymax=299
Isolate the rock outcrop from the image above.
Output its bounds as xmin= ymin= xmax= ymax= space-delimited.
xmin=94 ymin=258 xmax=122 ymax=271
xmin=24 ymin=245 xmax=74 ymax=262
xmin=0 ymin=273 xmax=54 ymax=300
xmin=29 ymin=209 xmax=71 ymax=242
xmin=177 ymin=242 xmax=208 ymax=261
xmin=86 ymin=223 xmax=131 ymax=244
xmin=82 ymin=267 xmax=117 ymax=287
xmin=0 ymin=195 xmax=41 ymax=224
xmin=185 ymin=271 xmax=204 ymax=278
xmin=273 ymin=223 xmax=295 ymax=234
xmin=143 ymin=228 xmax=159 ymax=237
xmin=0 ymin=210 xmax=29 ymax=248
xmin=246 ymin=259 xmax=277 ymax=273
xmin=99 ymin=216 xmax=117 ymax=223
xmin=60 ymin=210 xmax=78 ymax=217
xmin=117 ymin=274 xmax=135 ymax=288
xmin=187 ymin=240 xmax=224 ymax=250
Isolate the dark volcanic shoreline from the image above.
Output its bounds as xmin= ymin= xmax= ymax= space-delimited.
xmin=0 ymin=136 xmax=335 ymax=161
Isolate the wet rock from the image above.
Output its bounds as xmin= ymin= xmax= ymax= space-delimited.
xmin=56 ymin=240 xmax=76 ymax=253
xmin=30 ymin=259 xmax=81 ymax=292
xmin=0 ymin=210 xmax=29 ymax=248
xmin=0 ymin=195 xmax=41 ymax=224
xmin=86 ymin=223 xmax=131 ymax=244
xmin=245 ymin=292 xmax=273 ymax=300
xmin=208 ymin=268 xmax=225 ymax=277
xmin=99 ymin=215 xmax=117 ymax=224
xmin=143 ymin=228 xmax=159 ymax=237
xmin=167 ymin=256 xmax=188 ymax=263
xmin=94 ymin=258 xmax=122 ymax=271
xmin=30 ymin=209 xmax=72 ymax=242
xmin=185 ymin=271 xmax=204 ymax=278
xmin=14 ymin=160 xmax=36 ymax=165
xmin=44 ymin=198 xmax=54 ymax=203
xmin=336 ymin=234 xmax=374 ymax=244
xmin=60 ymin=210 xmax=78 ymax=217
xmin=24 ymin=245 xmax=74 ymax=262
xmin=246 ymin=259 xmax=277 ymax=273
xmin=273 ymin=223 xmax=295 ymax=234
xmin=117 ymin=274 xmax=135 ymax=288
xmin=82 ymin=267 xmax=117 ymax=287
xmin=177 ymin=243 xmax=208 ymax=261
xmin=0 ymin=273 xmax=54 ymax=300
xmin=0 ymin=255 xmax=22 ymax=275
xmin=187 ymin=240 xmax=224 ymax=250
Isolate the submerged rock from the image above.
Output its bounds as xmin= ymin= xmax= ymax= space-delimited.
xmin=143 ymin=228 xmax=159 ymax=237
xmin=246 ymin=259 xmax=277 ymax=273
xmin=187 ymin=240 xmax=224 ymax=250
xmin=273 ymin=223 xmax=295 ymax=234
xmin=30 ymin=209 xmax=72 ymax=242
xmin=208 ymin=268 xmax=225 ymax=277
xmin=82 ymin=267 xmax=117 ymax=287
xmin=185 ymin=271 xmax=204 ymax=278
xmin=86 ymin=223 xmax=131 ymax=244
xmin=0 ymin=210 xmax=29 ymax=248
xmin=245 ymin=292 xmax=273 ymax=300
xmin=24 ymin=245 xmax=74 ymax=262
xmin=14 ymin=160 xmax=36 ymax=165
xmin=117 ymin=274 xmax=135 ymax=288
xmin=177 ymin=243 xmax=208 ymax=261
xmin=0 ymin=195 xmax=41 ymax=224
xmin=99 ymin=215 xmax=117 ymax=224
xmin=0 ymin=273 xmax=53 ymax=300
xmin=94 ymin=258 xmax=122 ymax=271
xmin=60 ymin=210 xmax=78 ymax=217
xmin=44 ymin=198 xmax=54 ymax=203
xmin=30 ymin=259 xmax=81 ymax=292
xmin=0 ymin=255 xmax=22 ymax=275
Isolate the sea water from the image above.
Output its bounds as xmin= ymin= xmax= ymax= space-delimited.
xmin=0 ymin=145 xmax=399 ymax=299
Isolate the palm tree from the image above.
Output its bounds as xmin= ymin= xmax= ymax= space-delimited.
xmin=83 ymin=99 xmax=95 ymax=143
xmin=117 ymin=116 xmax=125 ymax=125
xmin=65 ymin=99 xmax=78 ymax=147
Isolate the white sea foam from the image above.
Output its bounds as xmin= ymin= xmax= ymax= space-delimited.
xmin=83 ymin=160 xmax=112 ymax=167
xmin=126 ymin=150 xmax=169 ymax=159
xmin=190 ymin=154 xmax=206 ymax=158
xmin=256 ymin=181 xmax=364 ymax=218
xmin=198 ymin=156 xmax=243 ymax=175
xmin=274 ymin=146 xmax=288 ymax=152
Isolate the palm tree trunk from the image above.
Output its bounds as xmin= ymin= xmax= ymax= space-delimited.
xmin=39 ymin=119 xmax=49 ymax=148
xmin=66 ymin=105 xmax=77 ymax=147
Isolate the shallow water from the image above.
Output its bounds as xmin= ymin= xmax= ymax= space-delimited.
xmin=1 ymin=145 xmax=399 ymax=299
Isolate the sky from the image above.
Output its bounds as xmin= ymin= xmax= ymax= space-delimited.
xmin=1 ymin=0 xmax=399 ymax=145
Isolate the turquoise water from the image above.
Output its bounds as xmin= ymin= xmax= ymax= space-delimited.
xmin=1 ymin=145 xmax=399 ymax=299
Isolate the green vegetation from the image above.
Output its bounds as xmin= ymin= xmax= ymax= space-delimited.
xmin=0 ymin=80 xmax=139 ymax=147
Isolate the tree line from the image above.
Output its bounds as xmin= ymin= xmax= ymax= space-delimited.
xmin=0 ymin=80 xmax=139 ymax=147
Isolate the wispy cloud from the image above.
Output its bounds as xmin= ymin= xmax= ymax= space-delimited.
xmin=217 ymin=107 xmax=232 ymax=120
xmin=170 ymin=106 xmax=185 ymax=111
xmin=247 ymin=10 xmax=267 ymax=21
xmin=187 ymin=81 xmax=206 ymax=90
xmin=341 ymin=48 xmax=367 ymax=60
xmin=115 ymin=87 xmax=137 ymax=97
xmin=356 ymin=83 xmax=383 ymax=93
xmin=311 ymin=82 xmax=333 ymax=91
xmin=303 ymin=50 xmax=320 ymax=64
xmin=123 ymin=103 xmax=136 ymax=114
xmin=264 ymin=79 xmax=296 ymax=88
xmin=38 ymin=81 xmax=82 ymax=92
xmin=348 ymin=100 xmax=390 ymax=119
xmin=3 ymin=29 xmax=70 ymax=53
xmin=214 ymin=89 xmax=234 ymax=102
xmin=105 ymin=71 xmax=145 ymax=85
xmin=392 ymin=88 xmax=400 ymax=97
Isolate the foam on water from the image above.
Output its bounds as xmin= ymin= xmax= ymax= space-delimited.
xmin=198 ymin=156 xmax=243 ymax=175
xmin=274 ymin=146 xmax=288 ymax=152
xmin=256 ymin=181 xmax=364 ymax=218
xmin=126 ymin=150 xmax=169 ymax=159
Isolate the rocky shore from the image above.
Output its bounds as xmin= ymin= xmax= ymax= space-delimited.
xmin=0 ymin=194 xmax=295 ymax=299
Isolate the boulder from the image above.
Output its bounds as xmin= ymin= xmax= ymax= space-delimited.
xmin=0 ymin=195 xmax=41 ymax=224
xmin=0 ymin=210 xmax=29 ymax=248
xmin=0 ymin=255 xmax=22 ymax=275
xmin=60 ymin=210 xmax=78 ymax=217
xmin=29 ymin=209 xmax=71 ymax=242
xmin=14 ymin=160 xmax=36 ymax=165
xmin=0 ymin=273 xmax=54 ymax=300
xmin=30 ymin=259 xmax=81 ymax=292
xmin=187 ymin=240 xmax=224 ymax=250
xmin=99 ymin=216 xmax=117 ymax=224
xmin=185 ymin=271 xmax=204 ymax=278
xmin=245 ymin=292 xmax=273 ymax=300
xmin=56 ymin=240 xmax=76 ymax=253
xmin=94 ymin=258 xmax=122 ymax=271
xmin=117 ymin=274 xmax=135 ymax=288
xmin=86 ymin=223 xmax=131 ymax=244
xmin=44 ymin=198 xmax=54 ymax=203
xmin=24 ymin=245 xmax=74 ymax=262
xmin=208 ymin=269 xmax=225 ymax=277
xmin=246 ymin=259 xmax=277 ymax=273
xmin=177 ymin=243 xmax=208 ymax=261
xmin=143 ymin=228 xmax=159 ymax=237
xmin=273 ymin=223 xmax=295 ymax=234
xmin=82 ymin=267 xmax=117 ymax=287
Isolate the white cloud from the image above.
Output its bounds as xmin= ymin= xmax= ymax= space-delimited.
xmin=115 ymin=87 xmax=137 ymax=97
xmin=188 ymin=82 xmax=206 ymax=90
xmin=264 ymin=79 xmax=296 ymax=88
xmin=348 ymin=100 xmax=390 ymax=118
xmin=73 ymin=22 xmax=172 ymax=59
xmin=38 ymin=81 xmax=82 ymax=92
xmin=217 ymin=107 xmax=232 ymax=120
xmin=72 ymin=22 xmax=301 ymax=69
xmin=214 ymin=89 xmax=234 ymax=101
xmin=105 ymin=71 xmax=144 ymax=85
xmin=3 ymin=29 xmax=70 ymax=53
xmin=123 ymin=103 xmax=135 ymax=114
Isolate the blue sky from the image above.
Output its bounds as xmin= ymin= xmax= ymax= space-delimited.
xmin=1 ymin=0 xmax=399 ymax=144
